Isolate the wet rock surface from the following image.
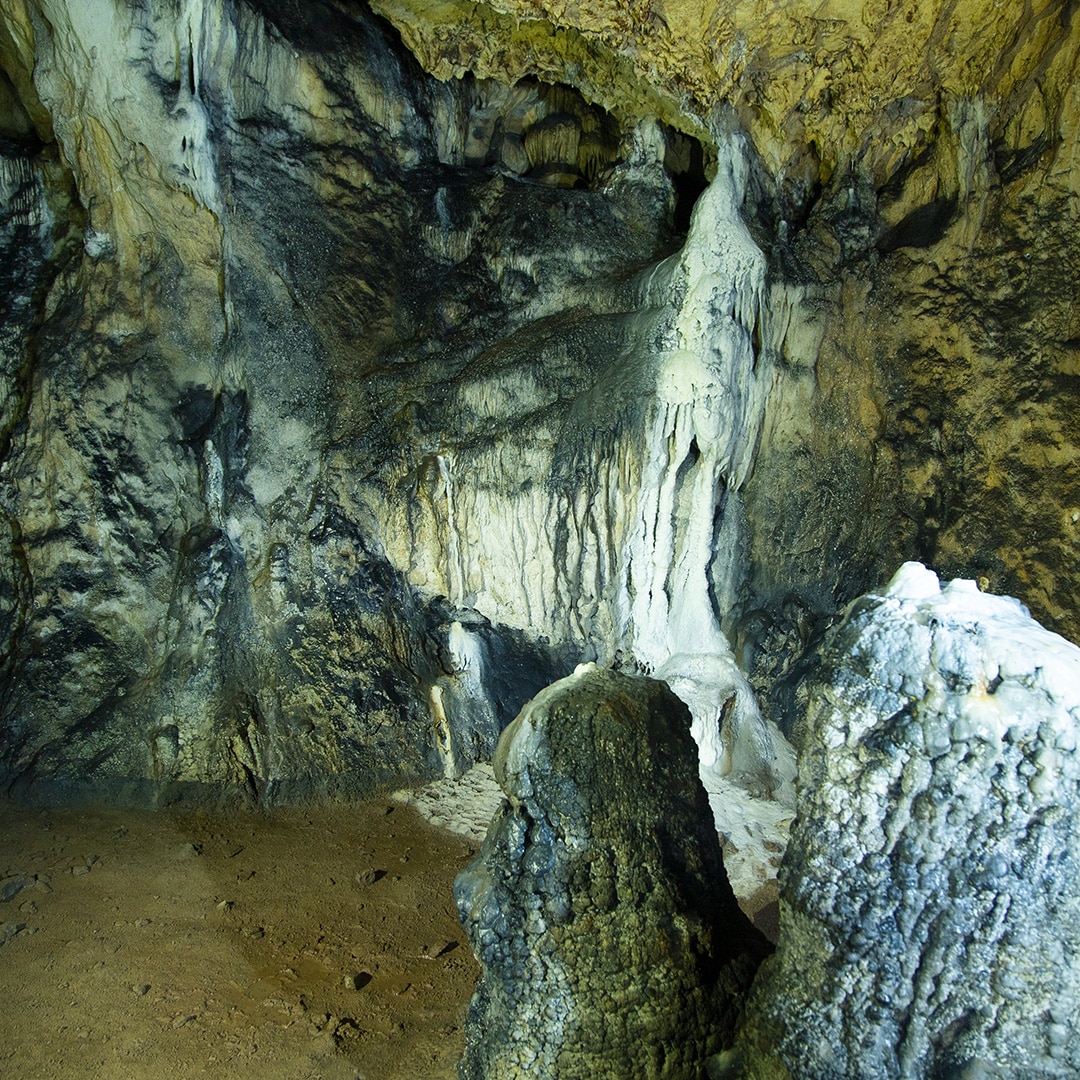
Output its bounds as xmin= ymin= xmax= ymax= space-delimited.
xmin=736 ymin=563 xmax=1080 ymax=1080
xmin=0 ymin=0 xmax=657 ymax=802
xmin=455 ymin=664 xmax=770 ymax=1079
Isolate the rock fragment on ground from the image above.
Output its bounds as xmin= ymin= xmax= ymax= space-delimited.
xmin=393 ymin=763 xmax=505 ymax=846
xmin=0 ymin=874 xmax=33 ymax=902
xmin=0 ymin=921 xmax=25 ymax=946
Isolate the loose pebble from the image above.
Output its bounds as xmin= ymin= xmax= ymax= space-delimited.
xmin=422 ymin=940 xmax=455 ymax=959
xmin=0 ymin=875 xmax=33 ymax=902
xmin=0 ymin=921 xmax=25 ymax=945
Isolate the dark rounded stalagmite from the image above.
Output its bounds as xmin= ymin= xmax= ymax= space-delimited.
xmin=454 ymin=663 xmax=770 ymax=1079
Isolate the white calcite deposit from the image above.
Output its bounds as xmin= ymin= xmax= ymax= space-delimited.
xmin=387 ymin=133 xmax=791 ymax=799
xmin=737 ymin=563 xmax=1080 ymax=1080
xmin=382 ymin=137 xmax=797 ymax=909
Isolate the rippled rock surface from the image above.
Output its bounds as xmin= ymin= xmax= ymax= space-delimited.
xmin=455 ymin=664 xmax=770 ymax=1079
xmin=2 ymin=1 xmax=1079 ymax=831
xmin=736 ymin=563 xmax=1080 ymax=1080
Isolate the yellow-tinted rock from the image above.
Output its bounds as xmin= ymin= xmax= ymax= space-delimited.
xmin=369 ymin=0 xmax=1078 ymax=192
xmin=2 ymin=0 xmax=1079 ymax=803
xmin=523 ymin=110 xmax=581 ymax=171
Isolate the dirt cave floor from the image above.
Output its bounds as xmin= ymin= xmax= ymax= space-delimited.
xmin=0 ymin=794 xmax=483 ymax=1080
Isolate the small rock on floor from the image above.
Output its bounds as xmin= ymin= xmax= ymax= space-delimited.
xmin=0 ymin=921 xmax=26 ymax=946
xmin=0 ymin=875 xmax=33 ymax=903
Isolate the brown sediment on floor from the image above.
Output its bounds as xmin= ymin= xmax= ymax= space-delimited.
xmin=0 ymin=796 xmax=480 ymax=1080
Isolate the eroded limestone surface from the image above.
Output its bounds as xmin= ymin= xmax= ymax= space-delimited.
xmin=0 ymin=0 xmax=687 ymax=800
xmin=455 ymin=663 xmax=770 ymax=1079
xmin=0 ymin=0 xmax=796 ymax=806
xmin=370 ymin=0 xmax=1080 ymax=655
xmin=735 ymin=563 xmax=1080 ymax=1080
xmin=0 ymin=0 xmax=1078 ymax=825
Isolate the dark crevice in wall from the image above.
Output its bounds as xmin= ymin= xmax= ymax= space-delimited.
xmin=662 ymin=124 xmax=709 ymax=236
xmin=878 ymin=195 xmax=958 ymax=253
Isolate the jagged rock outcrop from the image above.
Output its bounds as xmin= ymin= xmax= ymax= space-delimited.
xmin=454 ymin=663 xmax=770 ymax=1079
xmin=366 ymin=0 xmax=1080 ymax=660
xmin=732 ymin=563 xmax=1080 ymax=1079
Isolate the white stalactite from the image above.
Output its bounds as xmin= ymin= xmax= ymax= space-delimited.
xmin=617 ymin=138 xmax=784 ymax=797
xmin=437 ymin=453 xmax=465 ymax=609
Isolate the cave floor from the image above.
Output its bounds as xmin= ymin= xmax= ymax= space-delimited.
xmin=0 ymin=795 xmax=480 ymax=1080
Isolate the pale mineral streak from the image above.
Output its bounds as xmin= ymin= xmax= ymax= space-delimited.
xmin=384 ymin=129 xmax=791 ymax=805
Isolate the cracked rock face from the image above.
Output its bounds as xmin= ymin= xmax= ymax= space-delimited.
xmin=0 ymin=0 xmax=690 ymax=801
xmin=0 ymin=0 xmax=795 ymax=804
xmin=735 ymin=563 xmax=1080 ymax=1080
xmin=454 ymin=663 xmax=770 ymax=1079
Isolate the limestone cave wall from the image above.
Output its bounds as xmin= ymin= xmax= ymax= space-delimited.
xmin=0 ymin=0 xmax=1077 ymax=804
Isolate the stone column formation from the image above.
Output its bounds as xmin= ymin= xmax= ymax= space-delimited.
xmin=737 ymin=562 xmax=1080 ymax=1079
xmin=454 ymin=663 xmax=770 ymax=1079
xmin=460 ymin=567 xmax=1080 ymax=1079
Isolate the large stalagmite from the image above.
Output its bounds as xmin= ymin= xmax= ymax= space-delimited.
xmin=736 ymin=564 xmax=1080 ymax=1079
xmin=454 ymin=664 xmax=770 ymax=1079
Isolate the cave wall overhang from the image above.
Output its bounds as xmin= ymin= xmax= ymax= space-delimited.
xmin=362 ymin=0 xmax=1080 ymax=650
xmin=369 ymin=0 xmax=1080 ymax=218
